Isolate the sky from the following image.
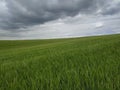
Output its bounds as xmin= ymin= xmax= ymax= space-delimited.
xmin=0 ymin=0 xmax=120 ymax=40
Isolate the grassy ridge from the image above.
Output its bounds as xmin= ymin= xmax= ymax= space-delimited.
xmin=0 ymin=34 xmax=120 ymax=90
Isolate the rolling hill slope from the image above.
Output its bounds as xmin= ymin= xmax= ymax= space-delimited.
xmin=0 ymin=34 xmax=120 ymax=90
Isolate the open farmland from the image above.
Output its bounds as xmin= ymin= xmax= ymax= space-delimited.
xmin=0 ymin=34 xmax=120 ymax=90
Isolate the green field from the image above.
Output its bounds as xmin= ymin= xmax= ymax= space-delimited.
xmin=0 ymin=34 xmax=120 ymax=90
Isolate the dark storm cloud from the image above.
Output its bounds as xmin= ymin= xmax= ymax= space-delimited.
xmin=0 ymin=0 xmax=120 ymax=40
xmin=0 ymin=0 xmax=110 ymax=30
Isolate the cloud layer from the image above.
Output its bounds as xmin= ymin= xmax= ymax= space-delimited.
xmin=0 ymin=0 xmax=120 ymax=39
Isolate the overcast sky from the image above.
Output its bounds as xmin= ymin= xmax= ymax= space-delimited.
xmin=0 ymin=0 xmax=120 ymax=40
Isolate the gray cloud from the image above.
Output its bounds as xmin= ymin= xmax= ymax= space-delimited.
xmin=102 ymin=0 xmax=120 ymax=15
xmin=0 ymin=0 xmax=120 ymax=39
xmin=0 ymin=14 xmax=120 ymax=40
xmin=0 ymin=0 xmax=111 ymax=30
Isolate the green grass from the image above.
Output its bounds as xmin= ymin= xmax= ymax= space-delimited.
xmin=0 ymin=34 xmax=120 ymax=90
